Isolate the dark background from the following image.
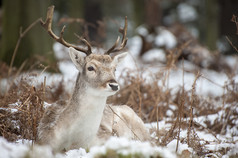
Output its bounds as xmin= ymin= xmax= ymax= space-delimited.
xmin=0 ymin=0 xmax=237 ymax=68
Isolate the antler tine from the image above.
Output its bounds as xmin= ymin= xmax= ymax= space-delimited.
xmin=74 ymin=33 xmax=93 ymax=55
xmin=105 ymin=36 xmax=120 ymax=54
xmin=41 ymin=5 xmax=92 ymax=55
xmin=105 ymin=16 xmax=128 ymax=55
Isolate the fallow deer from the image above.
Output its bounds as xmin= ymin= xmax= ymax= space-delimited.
xmin=37 ymin=6 xmax=150 ymax=152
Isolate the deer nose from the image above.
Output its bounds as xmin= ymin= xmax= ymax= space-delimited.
xmin=109 ymin=83 xmax=119 ymax=91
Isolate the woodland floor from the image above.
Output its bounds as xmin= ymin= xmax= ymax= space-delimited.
xmin=0 ymin=24 xmax=238 ymax=158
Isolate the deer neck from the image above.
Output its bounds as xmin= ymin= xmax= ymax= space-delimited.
xmin=66 ymin=72 xmax=107 ymax=132
xmin=69 ymin=73 xmax=108 ymax=110
xmin=56 ymin=73 xmax=108 ymax=148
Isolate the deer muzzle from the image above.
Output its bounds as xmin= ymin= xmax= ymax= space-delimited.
xmin=109 ymin=83 xmax=119 ymax=91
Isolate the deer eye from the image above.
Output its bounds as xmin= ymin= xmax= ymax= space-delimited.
xmin=87 ymin=66 xmax=95 ymax=71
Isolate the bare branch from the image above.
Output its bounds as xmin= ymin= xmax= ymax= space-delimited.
xmin=40 ymin=5 xmax=92 ymax=55
xmin=226 ymin=36 xmax=238 ymax=53
xmin=231 ymin=14 xmax=238 ymax=35
xmin=8 ymin=18 xmax=41 ymax=77
xmin=105 ymin=16 xmax=128 ymax=55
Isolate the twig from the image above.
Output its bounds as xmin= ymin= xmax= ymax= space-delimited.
xmin=156 ymin=105 xmax=159 ymax=135
xmin=39 ymin=64 xmax=49 ymax=76
xmin=161 ymin=118 xmax=178 ymax=146
xmin=193 ymin=121 xmax=219 ymax=141
xmin=8 ymin=18 xmax=41 ymax=77
xmin=188 ymin=71 xmax=201 ymax=146
xmin=176 ymin=59 xmax=185 ymax=152
xmin=43 ymin=76 xmax=46 ymax=101
xmin=220 ymin=109 xmax=232 ymax=135
xmin=4 ymin=59 xmax=28 ymax=98
xmin=200 ymin=74 xmax=223 ymax=88
xmin=135 ymin=80 xmax=142 ymax=118
xmin=231 ymin=14 xmax=238 ymax=35
xmin=226 ymin=36 xmax=238 ymax=53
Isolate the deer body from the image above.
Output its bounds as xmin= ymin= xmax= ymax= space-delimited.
xmin=38 ymin=8 xmax=150 ymax=152
xmin=97 ymin=105 xmax=150 ymax=143
xmin=37 ymin=77 xmax=107 ymax=151
xmin=37 ymin=48 xmax=150 ymax=152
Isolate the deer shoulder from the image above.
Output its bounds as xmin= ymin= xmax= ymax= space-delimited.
xmin=37 ymin=101 xmax=66 ymax=144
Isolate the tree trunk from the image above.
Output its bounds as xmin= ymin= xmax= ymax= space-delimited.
xmin=219 ymin=0 xmax=238 ymax=54
xmin=201 ymin=0 xmax=219 ymax=51
xmin=54 ymin=0 xmax=85 ymax=44
xmin=132 ymin=0 xmax=145 ymax=27
xmin=0 ymin=0 xmax=54 ymax=68
xmin=84 ymin=0 xmax=103 ymax=43
xmin=133 ymin=0 xmax=162 ymax=33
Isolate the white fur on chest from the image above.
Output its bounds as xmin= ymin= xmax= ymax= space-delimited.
xmin=55 ymin=93 xmax=107 ymax=149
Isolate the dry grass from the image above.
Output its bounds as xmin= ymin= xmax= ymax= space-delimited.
xmin=1 ymin=16 xmax=238 ymax=157
xmin=1 ymin=41 xmax=238 ymax=157
xmin=1 ymin=42 xmax=238 ymax=157
xmin=0 ymin=75 xmax=44 ymax=142
xmin=107 ymin=45 xmax=238 ymax=156
xmin=0 ymin=70 xmax=69 ymax=143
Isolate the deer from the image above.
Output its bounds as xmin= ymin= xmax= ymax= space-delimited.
xmin=37 ymin=6 xmax=150 ymax=152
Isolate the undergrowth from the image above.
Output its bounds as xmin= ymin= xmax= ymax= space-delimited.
xmin=0 ymin=46 xmax=238 ymax=157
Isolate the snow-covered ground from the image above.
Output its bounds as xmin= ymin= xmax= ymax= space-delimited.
xmin=0 ymin=136 xmax=178 ymax=158
xmin=1 ymin=26 xmax=238 ymax=157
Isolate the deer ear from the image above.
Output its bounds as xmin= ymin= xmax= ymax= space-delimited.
xmin=68 ymin=47 xmax=86 ymax=72
xmin=112 ymin=52 xmax=128 ymax=66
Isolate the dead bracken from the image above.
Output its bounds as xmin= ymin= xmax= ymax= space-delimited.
xmin=0 ymin=8 xmax=238 ymax=157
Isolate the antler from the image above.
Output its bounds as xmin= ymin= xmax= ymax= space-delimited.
xmin=40 ymin=5 xmax=92 ymax=55
xmin=105 ymin=17 xmax=128 ymax=55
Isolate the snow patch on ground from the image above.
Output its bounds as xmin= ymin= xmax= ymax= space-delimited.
xmin=89 ymin=137 xmax=176 ymax=158
xmin=177 ymin=3 xmax=197 ymax=22
xmin=142 ymin=49 xmax=166 ymax=63
xmin=155 ymin=27 xmax=177 ymax=49
xmin=1 ymin=24 xmax=238 ymax=158
xmin=0 ymin=136 xmax=177 ymax=158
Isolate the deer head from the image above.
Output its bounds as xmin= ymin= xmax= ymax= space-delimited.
xmin=69 ymin=47 xmax=127 ymax=96
xmin=41 ymin=5 xmax=128 ymax=97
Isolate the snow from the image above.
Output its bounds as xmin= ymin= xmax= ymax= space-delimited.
xmin=149 ymin=117 xmax=238 ymax=157
xmin=58 ymin=61 xmax=78 ymax=80
xmin=155 ymin=27 xmax=177 ymax=49
xmin=1 ymin=24 xmax=238 ymax=158
xmin=142 ymin=49 xmax=166 ymax=63
xmin=66 ymin=149 xmax=87 ymax=158
xmin=0 ymin=137 xmax=177 ymax=158
xmin=89 ymin=137 xmax=176 ymax=158
xmin=136 ymin=25 xmax=149 ymax=36
xmin=146 ymin=110 xmax=238 ymax=157
xmin=119 ymin=35 xmax=230 ymax=97
xmin=0 ymin=137 xmax=29 ymax=158
xmin=166 ymin=109 xmax=173 ymax=117
xmin=53 ymin=43 xmax=69 ymax=60
xmin=177 ymin=3 xmax=198 ymax=22
xmin=128 ymin=36 xmax=142 ymax=57
xmin=0 ymin=78 xmax=8 ymax=94
xmin=225 ymin=55 xmax=238 ymax=69
xmin=167 ymin=139 xmax=192 ymax=155
xmin=43 ymin=101 xmax=52 ymax=109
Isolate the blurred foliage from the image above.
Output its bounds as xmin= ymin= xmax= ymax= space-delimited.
xmin=0 ymin=0 xmax=55 ymax=69
xmin=0 ymin=0 xmax=237 ymax=69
